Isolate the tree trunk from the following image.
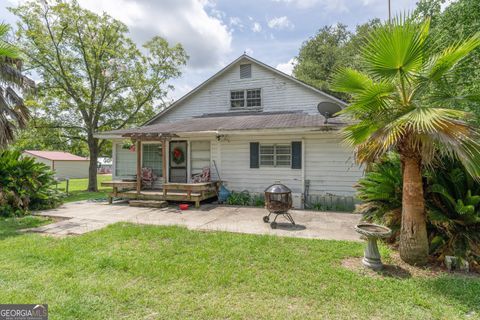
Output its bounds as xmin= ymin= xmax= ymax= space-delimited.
xmin=87 ymin=137 xmax=99 ymax=192
xmin=399 ymin=154 xmax=428 ymax=266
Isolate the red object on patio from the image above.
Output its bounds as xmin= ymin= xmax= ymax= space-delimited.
xmin=179 ymin=204 xmax=189 ymax=210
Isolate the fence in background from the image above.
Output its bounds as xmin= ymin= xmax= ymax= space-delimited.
xmin=305 ymin=194 xmax=357 ymax=212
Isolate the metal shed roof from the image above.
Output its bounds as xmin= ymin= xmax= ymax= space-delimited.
xmin=24 ymin=150 xmax=89 ymax=161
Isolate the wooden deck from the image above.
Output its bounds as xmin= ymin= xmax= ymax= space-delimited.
xmin=101 ymin=181 xmax=220 ymax=208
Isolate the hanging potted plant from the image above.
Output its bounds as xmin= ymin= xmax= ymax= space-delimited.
xmin=122 ymin=140 xmax=135 ymax=152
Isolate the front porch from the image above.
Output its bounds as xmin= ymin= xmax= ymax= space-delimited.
xmin=101 ymin=180 xmax=221 ymax=208
xmin=102 ymin=131 xmax=220 ymax=207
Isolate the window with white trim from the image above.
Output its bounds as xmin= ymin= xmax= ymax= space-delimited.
xmin=230 ymin=89 xmax=261 ymax=109
xmin=115 ymin=143 xmax=136 ymax=177
xmin=260 ymin=144 xmax=291 ymax=167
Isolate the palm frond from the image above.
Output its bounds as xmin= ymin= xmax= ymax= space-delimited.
xmin=330 ymin=68 xmax=374 ymax=94
xmin=362 ymin=16 xmax=430 ymax=81
xmin=389 ymin=107 xmax=467 ymax=134
xmin=336 ymin=81 xmax=395 ymax=118
xmin=425 ymin=33 xmax=480 ymax=82
xmin=0 ymin=23 xmax=19 ymax=59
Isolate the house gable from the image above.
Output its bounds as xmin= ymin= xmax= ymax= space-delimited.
xmin=147 ymin=54 xmax=345 ymax=125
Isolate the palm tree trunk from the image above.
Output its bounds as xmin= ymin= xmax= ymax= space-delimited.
xmin=399 ymin=155 xmax=428 ymax=265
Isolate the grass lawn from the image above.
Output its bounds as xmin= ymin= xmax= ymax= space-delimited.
xmin=56 ymin=175 xmax=112 ymax=202
xmin=0 ymin=220 xmax=478 ymax=319
xmin=0 ymin=216 xmax=51 ymax=239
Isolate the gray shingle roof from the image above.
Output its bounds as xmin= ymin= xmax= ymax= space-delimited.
xmin=97 ymin=112 xmax=345 ymax=137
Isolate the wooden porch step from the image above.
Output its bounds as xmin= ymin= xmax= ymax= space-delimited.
xmin=129 ymin=200 xmax=168 ymax=208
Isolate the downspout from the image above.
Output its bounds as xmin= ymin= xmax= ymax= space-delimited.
xmin=301 ymin=137 xmax=306 ymax=209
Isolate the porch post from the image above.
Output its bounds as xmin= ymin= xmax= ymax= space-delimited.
xmin=136 ymin=140 xmax=142 ymax=194
xmin=162 ymin=138 xmax=167 ymax=197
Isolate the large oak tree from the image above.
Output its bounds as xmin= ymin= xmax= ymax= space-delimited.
xmin=10 ymin=0 xmax=187 ymax=191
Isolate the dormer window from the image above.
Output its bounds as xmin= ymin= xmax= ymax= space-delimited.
xmin=230 ymin=89 xmax=262 ymax=109
xmin=240 ymin=64 xmax=252 ymax=79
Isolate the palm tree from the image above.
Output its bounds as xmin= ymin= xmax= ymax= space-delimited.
xmin=0 ymin=23 xmax=33 ymax=148
xmin=332 ymin=16 xmax=480 ymax=265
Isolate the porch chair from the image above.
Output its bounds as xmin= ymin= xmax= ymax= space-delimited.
xmin=141 ymin=167 xmax=157 ymax=188
xmin=192 ymin=167 xmax=211 ymax=183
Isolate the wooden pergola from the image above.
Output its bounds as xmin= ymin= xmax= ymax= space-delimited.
xmin=102 ymin=131 xmax=221 ymax=208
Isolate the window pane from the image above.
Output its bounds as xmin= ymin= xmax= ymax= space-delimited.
xmin=231 ymin=90 xmax=245 ymax=108
xmin=260 ymin=155 xmax=274 ymax=166
xmin=276 ymin=145 xmax=291 ymax=154
xmin=276 ymin=155 xmax=291 ymax=166
xmin=142 ymin=144 xmax=163 ymax=177
xmin=246 ymin=98 xmax=261 ymax=107
xmin=231 ymin=90 xmax=244 ymax=99
xmin=115 ymin=143 xmax=136 ymax=177
xmin=247 ymin=89 xmax=261 ymax=98
xmin=246 ymin=89 xmax=261 ymax=107
xmin=260 ymin=145 xmax=274 ymax=154
xmin=231 ymin=100 xmax=245 ymax=108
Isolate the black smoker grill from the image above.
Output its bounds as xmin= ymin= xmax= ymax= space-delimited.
xmin=263 ymin=183 xmax=295 ymax=229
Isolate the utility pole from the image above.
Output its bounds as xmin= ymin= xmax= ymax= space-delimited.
xmin=388 ymin=0 xmax=391 ymax=23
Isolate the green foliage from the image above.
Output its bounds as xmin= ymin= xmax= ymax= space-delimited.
xmin=332 ymin=14 xmax=480 ymax=177
xmin=9 ymin=0 xmax=187 ymax=190
xmin=226 ymin=191 xmax=252 ymax=206
xmin=226 ymin=191 xmax=265 ymax=207
xmin=0 ymin=23 xmax=33 ymax=148
xmin=355 ymin=154 xmax=403 ymax=238
xmin=357 ymin=155 xmax=480 ymax=269
xmin=416 ymin=0 xmax=480 ymax=125
xmin=293 ymin=19 xmax=380 ymax=100
xmin=0 ymin=150 xmax=62 ymax=216
xmin=251 ymin=194 xmax=265 ymax=207
xmin=425 ymin=160 xmax=480 ymax=264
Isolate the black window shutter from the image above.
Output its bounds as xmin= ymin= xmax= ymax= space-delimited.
xmin=291 ymin=141 xmax=302 ymax=169
xmin=250 ymin=142 xmax=259 ymax=168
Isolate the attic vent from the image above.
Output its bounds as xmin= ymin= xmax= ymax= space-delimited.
xmin=240 ymin=64 xmax=252 ymax=79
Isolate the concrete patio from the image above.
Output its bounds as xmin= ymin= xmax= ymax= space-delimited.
xmin=30 ymin=201 xmax=362 ymax=241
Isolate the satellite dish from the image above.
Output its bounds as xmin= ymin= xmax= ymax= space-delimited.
xmin=317 ymin=102 xmax=342 ymax=124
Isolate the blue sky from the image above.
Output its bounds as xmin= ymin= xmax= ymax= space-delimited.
xmin=2 ymin=0 xmax=418 ymax=101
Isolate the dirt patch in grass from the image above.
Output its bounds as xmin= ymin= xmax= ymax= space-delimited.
xmin=342 ymin=253 xmax=479 ymax=279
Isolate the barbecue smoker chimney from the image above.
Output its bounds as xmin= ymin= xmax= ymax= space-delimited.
xmin=263 ymin=182 xmax=295 ymax=229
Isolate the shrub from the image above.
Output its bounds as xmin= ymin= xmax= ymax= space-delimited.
xmin=0 ymin=150 xmax=62 ymax=216
xmin=226 ymin=191 xmax=252 ymax=206
xmin=425 ymin=159 xmax=480 ymax=266
xmin=356 ymin=153 xmax=480 ymax=269
xmin=251 ymin=194 xmax=265 ymax=207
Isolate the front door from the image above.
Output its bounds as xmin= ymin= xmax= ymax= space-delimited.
xmin=169 ymin=141 xmax=187 ymax=183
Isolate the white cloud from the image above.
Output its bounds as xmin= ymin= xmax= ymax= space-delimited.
xmin=271 ymin=0 xmax=348 ymax=11
xmin=251 ymin=22 xmax=262 ymax=33
xmin=276 ymin=58 xmax=297 ymax=75
xmin=244 ymin=47 xmax=254 ymax=55
xmin=267 ymin=16 xmax=294 ymax=30
xmin=229 ymin=16 xmax=244 ymax=30
xmin=78 ymin=0 xmax=232 ymax=69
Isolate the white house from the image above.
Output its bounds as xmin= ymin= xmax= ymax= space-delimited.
xmin=96 ymin=54 xmax=364 ymax=208
xmin=23 ymin=150 xmax=89 ymax=179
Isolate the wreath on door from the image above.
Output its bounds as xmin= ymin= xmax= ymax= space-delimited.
xmin=172 ymin=147 xmax=185 ymax=165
